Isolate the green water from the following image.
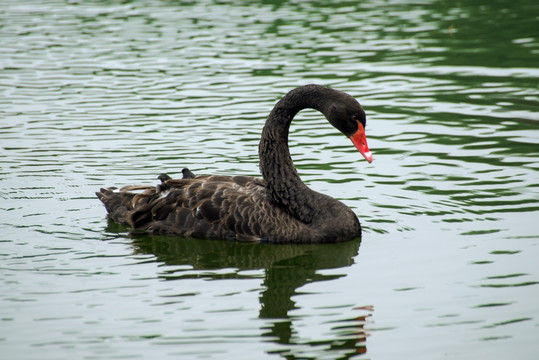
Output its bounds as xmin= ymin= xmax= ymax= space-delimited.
xmin=1 ymin=0 xmax=538 ymax=359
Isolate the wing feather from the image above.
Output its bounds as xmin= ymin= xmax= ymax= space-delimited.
xmin=97 ymin=171 xmax=311 ymax=242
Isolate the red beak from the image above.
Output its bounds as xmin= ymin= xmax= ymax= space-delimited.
xmin=349 ymin=121 xmax=373 ymax=163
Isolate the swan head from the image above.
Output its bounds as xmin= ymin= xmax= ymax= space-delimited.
xmin=326 ymin=96 xmax=373 ymax=163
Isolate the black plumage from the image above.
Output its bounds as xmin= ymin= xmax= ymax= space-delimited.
xmin=96 ymin=85 xmax=373 ymax=243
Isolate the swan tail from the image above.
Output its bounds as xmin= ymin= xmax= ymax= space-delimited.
xmin=96 ymin=186 xmax=157 ymax=226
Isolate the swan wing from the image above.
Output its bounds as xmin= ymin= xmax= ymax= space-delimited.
xmin=97 ymin=174 xmax=270 ymax=241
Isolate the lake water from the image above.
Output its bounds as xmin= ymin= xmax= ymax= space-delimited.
xmin=1 ymin=0 xmax=538 ymax=359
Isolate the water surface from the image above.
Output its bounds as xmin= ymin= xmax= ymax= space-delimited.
xmin=1 ymin=0 xmax=538 ymax=359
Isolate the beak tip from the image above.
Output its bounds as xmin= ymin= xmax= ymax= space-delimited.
xmin=363 ymin=151 xmax=373 ymax=163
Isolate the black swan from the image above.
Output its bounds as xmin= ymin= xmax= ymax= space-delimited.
xmin=96 ymin=85 xmax=373 ymax=243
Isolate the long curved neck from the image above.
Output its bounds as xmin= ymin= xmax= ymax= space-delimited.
xmin=258 ymin=85 xmax=335 ymax=223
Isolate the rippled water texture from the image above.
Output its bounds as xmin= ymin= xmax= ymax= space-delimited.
xmin=1 ymin=0 xmax=538 ymax=359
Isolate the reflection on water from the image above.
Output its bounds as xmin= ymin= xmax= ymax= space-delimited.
xmin=127 ymin=222 xmax=369 ymax=358
xmin=1 ymin=0 xmax=538 ymax=359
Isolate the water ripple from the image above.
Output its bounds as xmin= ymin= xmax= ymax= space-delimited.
xmin=1 ymin=0 xmax=538 ymax=359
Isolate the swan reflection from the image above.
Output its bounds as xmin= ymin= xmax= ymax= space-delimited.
xmin=120 ymin=225 xmax=370 ymax=359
